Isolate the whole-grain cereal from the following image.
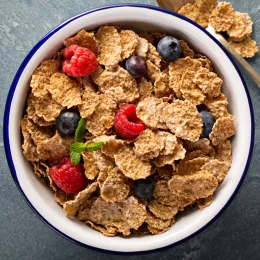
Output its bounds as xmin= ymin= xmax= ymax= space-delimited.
xmin=20 ymin=24 xmax=236 ymax=237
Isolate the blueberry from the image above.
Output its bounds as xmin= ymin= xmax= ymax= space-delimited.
xmin=56 ymin=111 xmax=80 ymax=136
xmin=125 ymin=56 xmax=147 ymax=78
xmin=157 ymin=36 xmax=182 ymax=61
xmin=134 ymin=177 xmax=155 ymax=199
xmin=200 ymin=110 xmax=216 ymax=138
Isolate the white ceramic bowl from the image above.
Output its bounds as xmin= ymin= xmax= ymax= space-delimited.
xmin=4 ymin=4 xmax=254 ymax=253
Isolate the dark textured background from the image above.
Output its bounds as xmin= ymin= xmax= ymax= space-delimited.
xmin=0 ymin=0 xmax=260 ymax=259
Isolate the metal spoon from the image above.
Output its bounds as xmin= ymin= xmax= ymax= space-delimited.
xmin=156 ymin=0 xmax=260 ymax=87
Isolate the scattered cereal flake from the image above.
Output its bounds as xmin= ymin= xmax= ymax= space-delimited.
xmin=31 ymin=161 xmax=47 ymax=178
xmin=185 ymin=151 xmax=210 ymax=160
xmin=86 ymin=94 xmax=117 ymax=136
xmin=169 ymin=171 xmax=218 ymax=208
xmin=178 ymin=3 xmax=199 ymax=23
xmin=203 ymin=93 xmax=229 ymax=119
xmin=21 ymin=124 xmax=39 ymax=162
xmin=214 ymin=140 xmax=232 ymax=166
xmin=184 ymin=138 xmax=215 ymax=160
xmin=176 ymin=157 xmax=210 ymax=175
xmin=156 ymin=131 xmax=178 ymax=155
xmin=136 ymin=97 xmax=167 ymax=129
xmin=133 ymin=224 xmax=150 ymax=235
xmin=148 ymin=200 xmax=178 ymax=220
xmin=82 ymin=151 xmax=99 ymax=180
xmin=54 ymin=189 xmax=74 ymax=206
xmin=154 ymin=69 xmax=173 ymax=98
xmin=87 ymin=196 xmax=146 ymax=236
xmin=156 ymin=165 xmax=175 ymax=180
xmin=138 ymin=32 xmax=154 ymax=44
xmin=30 ymin=75 xmax=50 ymax=98
xmin=146 ymin=60 xmax=161 ymax=83
xmin=120 ymin=30 xmax=138 ymax=60
xmin=37 ymin=131 xmax=74 ymax=161
xmin=114 ymin=145 xmax=152 ymax=180
xmin=104 ymin=86 xmax=128 ymax=103
xmin=82 ymin=76 xmax=97 ymax=91
xmin=209 ymin=2 xmax=235 ymax=32
xmin=147 ymin=224 xmax=173 ymax=235
xmin=153 ymin=136 xmax=186 ymax=167
xmin=154 ymin=180 xmax=179 ymax=207
xmin=93 ymin=151 xmax=116 ymax=174
xmin=178 ymin=3 xmax=210 ymax=28
xmin=228 ymin=12 xmax=253 ymax=42
xmin=94 ymin=66 xmax=139 ymax=103
xmin=180 ymin=69 xmax=206 ymax=105
xmin=78 ymin=86 xmax=100 ymax=118
xmin=92 ymin=135 xmax=116 ymax=143
xmin=146 ymin=213 xmax=172 ymax=231
xmin=184 ymin=138 xmax=212 ymax=153
xmin=53 ymin=49 xmax=64 ymax=63
xmin=101 ymin=139 xmax=125 ymax=158
xmin=156 ymin=102 xmax=169 ymax=130
xmin=197 ymin=195 xmax=214 ymax=210
xmin=85 ymin=221 xmax=117 ymax=237
xmin=29 ymin=124 xmax=54 ymax=146
xmin=49 ymin=73 xmax=82 ymax=108
xmin=135 ymin=36 xmax=149 ymax=57
xmin=201 ymin=159 xmax=229 ymax=182
xmin=91 ymin=65 xmax=104 ymax=82
xmin=26 ymin=97 xmax=54 ymax=126
xmin=196 ymin=0 xmax=218 ymax=12
xmin=228 ymin=37 xmax=259 ymax=58
xmin=209 ymin=116 xmax=236 ymax=146
xmin=28 ymin=92 xmax=63 ymax=122
xmin=164 ymin=100 xmax=203 ymax=142
xmin=138 ymin=32 xmax=166 ymax=45
xmin=44 ymin=166 xmax=58 ymax=191
xmin=77 ymin=196 xmax=98 ymax=220
xmin=134 ymin=129 xmax=160 ymax=160
xmin=169 ymin=57 xmax=202 ymax=98
xmin=196 ymin=57 xmax=214 ymax=72
xmin=147 ymin=43 xmax=161 ymax=68
xmin=95 ymin=26 xmax=122 ymax=66
xmin=100 ymin=167 xmax=130 ymax=202
xmin=63 ymin=182 xmax=98 ymax=217
xmin=153 ymin=154 xmax=176 ymax=168
xmin=193 ymin=67 xmax=223 ymax=98
xmin=33 ymin=60 xmax=60 ymax=77
xmin=138 ymin=77 xmax=153 ymax=100
xmin=63 ymin=30 xmax=98 ymax=54
xmin=179 ymin=40 xmax=195 ymax=58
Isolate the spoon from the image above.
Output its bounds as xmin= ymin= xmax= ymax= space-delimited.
xmin=156 ymin=0 xmax=260 ymax=87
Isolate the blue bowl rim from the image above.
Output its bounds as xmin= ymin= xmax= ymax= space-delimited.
xmin=3 ymin=3 xmax=255 ymax=254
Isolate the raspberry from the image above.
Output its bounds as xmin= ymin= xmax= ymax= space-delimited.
xmin=114 ymin=104 xmax=146 ymax=139
xmin=62 ymin=44 xmax=98 ymax=77
xmin=50 ymin=157 xmax=87 ymax=194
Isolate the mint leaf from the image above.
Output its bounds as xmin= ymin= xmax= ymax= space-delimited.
xmin=70 ymin=141 xmax=104 ymax=165
xmin=75 ymin=118 xmax=86 ymax=141
xmin=85 ymin=142 xmax=105 ymax=151
xmin=70 ymin=151 xmax=81 ymax=166
xmin=70 ymin=142 xmax=86 ymax=165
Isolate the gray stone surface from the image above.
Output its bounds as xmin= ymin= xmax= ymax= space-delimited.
xmin=0 ymin=0 xmax=260 ymax=259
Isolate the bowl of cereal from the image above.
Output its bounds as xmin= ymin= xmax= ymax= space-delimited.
xmin=4 ymin=3 xmax=254 ymax=252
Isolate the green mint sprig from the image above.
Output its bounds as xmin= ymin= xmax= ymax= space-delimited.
xmin=70 ymin=141 xmax=104 ymax=165
xmin=74 ymin=118 xmax=86 ymax=141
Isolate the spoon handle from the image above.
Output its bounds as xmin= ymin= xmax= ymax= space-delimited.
xmin=207 ymin=26 xmax=260 ymax=87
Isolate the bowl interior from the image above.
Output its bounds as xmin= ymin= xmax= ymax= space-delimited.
xmin=5 ymin=5 xmax=253 ymax=252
